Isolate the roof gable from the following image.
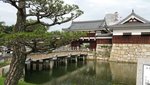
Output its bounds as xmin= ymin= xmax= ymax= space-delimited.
xmin=118 ymin=10 xmax=149 ymax=24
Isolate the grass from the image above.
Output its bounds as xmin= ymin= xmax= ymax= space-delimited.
xmin=0 ymin=61 xmax=36 ymax=85
xmin=0 ymin=61 xmax=10 ymax=68
xmin=0 ymin=76 xmax=36 ymax=85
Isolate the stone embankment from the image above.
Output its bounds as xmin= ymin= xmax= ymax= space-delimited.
xmin=95 ymin=43 xmax=150 ymax=63
xmin=110 ymin=44 xmax=150 ymax=62
xmin=96 ymin=44 xmax=112 ymax=60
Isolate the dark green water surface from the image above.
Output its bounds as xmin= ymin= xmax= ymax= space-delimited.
xmin=24 ymin=61 xmax=137 ymax=85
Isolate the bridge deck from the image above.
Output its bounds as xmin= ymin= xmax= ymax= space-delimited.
xmin=28 ymin=51 xmax=88 ymax=61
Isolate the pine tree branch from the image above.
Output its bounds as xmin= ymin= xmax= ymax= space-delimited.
xmin=9 ymin=0 xmax=19 ymax=9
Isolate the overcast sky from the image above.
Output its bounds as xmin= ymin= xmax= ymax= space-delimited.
xmin=0 ymin=0 xmax=150 ymax=31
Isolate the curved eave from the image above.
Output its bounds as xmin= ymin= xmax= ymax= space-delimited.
xmin=109 ymin=23 xmax=150 ymax=30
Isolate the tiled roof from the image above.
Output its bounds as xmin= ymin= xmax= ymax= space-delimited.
xmin=109 ymin=10 xmax=150 ymax=29
xmin=118 ymin=10 xmax=150 ymax=24
xmin=63 ymin=10 xmax=150 ymax=31
xmin=63 ymin=20 xmax=105 ymax=31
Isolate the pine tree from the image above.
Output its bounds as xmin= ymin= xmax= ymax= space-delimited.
xmin=0 ymin=0 xmax=83 ymax=85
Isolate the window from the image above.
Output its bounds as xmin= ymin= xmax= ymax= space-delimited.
xmin=123 ymin=32 xmax=132 ymax=36
xmin=141 ymin=32 xmax=150 ymax=36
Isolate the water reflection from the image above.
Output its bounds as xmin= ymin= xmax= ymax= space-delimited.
xmin=110 ymin=62 xmax=137 ymax=85
xmin=25 ymin=61 xmax=137 ymax=85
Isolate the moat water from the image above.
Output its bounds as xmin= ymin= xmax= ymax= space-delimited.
xmin=24 ymin=60 xmax=137 ymax=85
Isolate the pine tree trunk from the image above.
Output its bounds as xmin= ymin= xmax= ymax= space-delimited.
xmin=4 ymin=43 xmax=27 ymax=85
xmin=4 ymin=0 xmax=27 ymax=85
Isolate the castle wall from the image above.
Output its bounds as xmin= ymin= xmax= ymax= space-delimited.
xmin=110 ymin=35 xmax=150 ymax=62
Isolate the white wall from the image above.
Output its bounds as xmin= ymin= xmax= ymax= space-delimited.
xmin=113 ymin=29 xmax=150 ymax=35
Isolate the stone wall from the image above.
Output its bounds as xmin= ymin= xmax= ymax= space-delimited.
xmin=96 ymin=44 xmax=112 ymax=58
xmin=110 ymin=44 xmax=150 ymax=62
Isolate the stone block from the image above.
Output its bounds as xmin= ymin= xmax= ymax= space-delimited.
xmin=145 ymin=52 xmax=150 ymax=56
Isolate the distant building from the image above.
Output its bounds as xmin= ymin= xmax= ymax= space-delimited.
xmin=63 ymin=10 xmax=150 ymax=62
xmin=63 ymin=19 xmax=109 ymax=50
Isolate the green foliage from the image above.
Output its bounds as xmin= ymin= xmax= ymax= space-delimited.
xmin=0 ymin=29 xmax=85 ymax=52
xmin=27 ymin=0 xmax=83 ymax=25
xmin=3 ymin=25 xmax=13 ymax=34
xmin=0 ymin=20 xmax=85 ymax=53
xmin=101 ymin=46 xmax=109 ymax=48
xmin=0 ymin=77 xmax=36 ymax=85
xmin=0 ymin=22 xmax=4 ymax=32
xmin=0 ymin=0 xmax=84 ymax=52
xmin=26 ymin=20 xmax=48 ymax=32
xmin=0 ymin=21 xmax=13 ymax=34
xmin=0 ymin=61 xmax=10 ymax=68
xmin=43 ymin=31 xmax=85 ymax=50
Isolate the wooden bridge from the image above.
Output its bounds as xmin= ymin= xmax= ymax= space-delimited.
xmin=25 ymin=51 xmax=89 ymax=71
xmin=27 ymin=51 xmax=88 ymax=61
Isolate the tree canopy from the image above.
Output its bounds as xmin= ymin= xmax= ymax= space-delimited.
xmin=0 ymin=21 xmax=85 ymax=53
xmin=0 ymin=0 xmax=83 ymax=30
xmin=0 ymin=0 xmax=83 ymax=85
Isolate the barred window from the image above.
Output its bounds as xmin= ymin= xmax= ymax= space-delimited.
xmin=141 ymin=32 xmax=150 ymax=36
xmin=123 ymin=32 xmax=132 ymax=36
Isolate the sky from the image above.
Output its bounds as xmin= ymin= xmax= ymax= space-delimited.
xmin=0 ymin=0 xmax=150 ymax=31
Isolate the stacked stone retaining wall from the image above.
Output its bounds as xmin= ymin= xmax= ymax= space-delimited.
xmin=110 ymin=44 xmax=150 ymax=62
xmin=96 ymin=44 xmax=112 ymax=59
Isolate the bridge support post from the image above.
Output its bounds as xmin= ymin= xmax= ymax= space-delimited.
xmin=43 ymin=60 xmax=49 ymax=70
xmin=82 ymin=55 xmax=87 ymax=64
xmin=43 ymin=60 xmax=50 ymax=70
xmin=65 ymin=58 xmax=68 ymax=65
xmin=39 ymin=60 xmax=43 ymax=71
xmin=32 ymin=63 xmax=36 ymax=71
xmin=50 ymin=60 xmax=54 ymax=69
xmin=83 ymin=56 xmax=86 ymax=61
xmin=75 ymin=56 xmax=78 ymax=63
xmin=75 ymin=56 xmax=78 ymax=68
xmin=26 ymin=61 xmax=31 ymax=71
